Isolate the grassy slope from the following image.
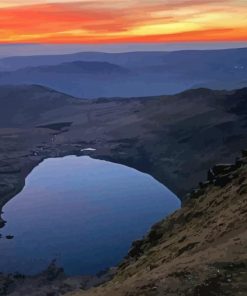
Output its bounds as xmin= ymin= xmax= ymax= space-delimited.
xmin=68 ymin=152 xmax=247 ymax=296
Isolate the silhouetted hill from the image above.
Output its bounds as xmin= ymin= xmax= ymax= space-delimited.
xmin=0 ymin=51 xmax=167 ymax=70
xmin=0 ymin=85 xmax=80 ymax=127
xmin=22 ymin=61 xmax=130 ymax=75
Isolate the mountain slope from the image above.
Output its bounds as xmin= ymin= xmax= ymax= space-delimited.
xmin=0 ymin=85 xmax=82 ymax=127
xmin=1 ymin=85 xmax=247 ymax=199
xmin=67 ymin=151 xmax=247 ymax=296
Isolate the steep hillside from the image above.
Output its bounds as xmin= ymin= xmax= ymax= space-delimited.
xmin=68 ymin=151 xmax=247 ymax=296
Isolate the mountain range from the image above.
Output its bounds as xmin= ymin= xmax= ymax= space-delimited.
xmin=0 ymin=48 xmax=246 ymax=98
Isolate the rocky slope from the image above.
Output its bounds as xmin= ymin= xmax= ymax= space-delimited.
xmin=67 ymin=150 xmax=247 ymax=296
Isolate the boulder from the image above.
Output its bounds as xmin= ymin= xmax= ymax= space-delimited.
xmin=208 ymin=168 xmax=215 ymax=182
xmin=128 ymin=239 xmax=144 ymax=258
xmin=199 ymin=181 xmax=211 ymax=189
xmin=236 ymin=157 xmax=247 ymax=167
xmin=242 ymin=149 xmax=247 ymax=157
xmin=208 ymin=164 xmax=237 ymax=182
xmin=212 ymin=164 xmax=236 ymax=175
xmin=214 ymin=173 xmax=234 ymax=187
xmin=190 ymin=188 xmax=204 ymax=199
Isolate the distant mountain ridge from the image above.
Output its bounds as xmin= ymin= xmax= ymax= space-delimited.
xmin=16 ymin=61 xmax=130 ymax=75
xmin=0 ymin=48 xmax=246 ymax=71
xmin=0 ymin=51 xmax=167 ymax=71
xmin=0 ymin=48 xmax=246 ymax=98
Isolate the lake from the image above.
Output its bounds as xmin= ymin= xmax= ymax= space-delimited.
xmin=0 ymin=156 xmax=180 ymax=275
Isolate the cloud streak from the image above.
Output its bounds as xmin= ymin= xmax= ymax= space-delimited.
xmin=0 ymin=0 xmax=246 ymax=43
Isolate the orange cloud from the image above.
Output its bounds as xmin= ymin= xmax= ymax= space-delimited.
xmin=0 ymin=0 xmax=246 ymax=43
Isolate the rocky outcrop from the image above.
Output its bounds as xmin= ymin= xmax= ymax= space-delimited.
xmin=184 ymin=150 xmax=247 ymax=201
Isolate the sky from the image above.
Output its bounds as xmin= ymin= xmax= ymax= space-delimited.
xmin=0 ymin=0 xmax=246 ymax=44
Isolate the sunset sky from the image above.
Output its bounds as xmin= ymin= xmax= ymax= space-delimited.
xmin=0 ymin=0 xmax=246 ymax=44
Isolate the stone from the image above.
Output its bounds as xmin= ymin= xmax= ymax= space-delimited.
xmin=199 ymin=181 xmax=211 ymax=189
xmin=212 ymin=164 xmax=236 ymax=175
xmin=214 ymin=173 xmax=233 ymax=187
xmin=235 ymin=157 xmax=247 ymax=167
xmin=190 ymin=188 xmax=204 ymax=199
xmin=242 ymin=149 xmax=247 ymax=157
xmin=207 ymin=168 xmax=215 ymax=182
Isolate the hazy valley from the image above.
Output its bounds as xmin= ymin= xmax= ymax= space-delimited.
xmin=0 ymin=48 xmax=246 ymax=98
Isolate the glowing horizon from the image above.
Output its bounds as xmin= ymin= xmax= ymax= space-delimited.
xmin=0 ymin=0 xmax=246 ymax=44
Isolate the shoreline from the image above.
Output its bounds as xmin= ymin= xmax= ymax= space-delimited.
xmin=0 ymin=139 xmax=184 ymax=229
xmin=0 ymin=146 xmax=180 ymax=268
xmin=1 ymin=149 xmax=247 ymax=295
xmin=0 ymin=145 xmax=169 ymax=292
xmin=0 ymin=156 xmax=45 ymax=228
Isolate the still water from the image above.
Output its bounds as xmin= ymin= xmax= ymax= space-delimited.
xmin=0 ymin=156 xmax=180 ymax=275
